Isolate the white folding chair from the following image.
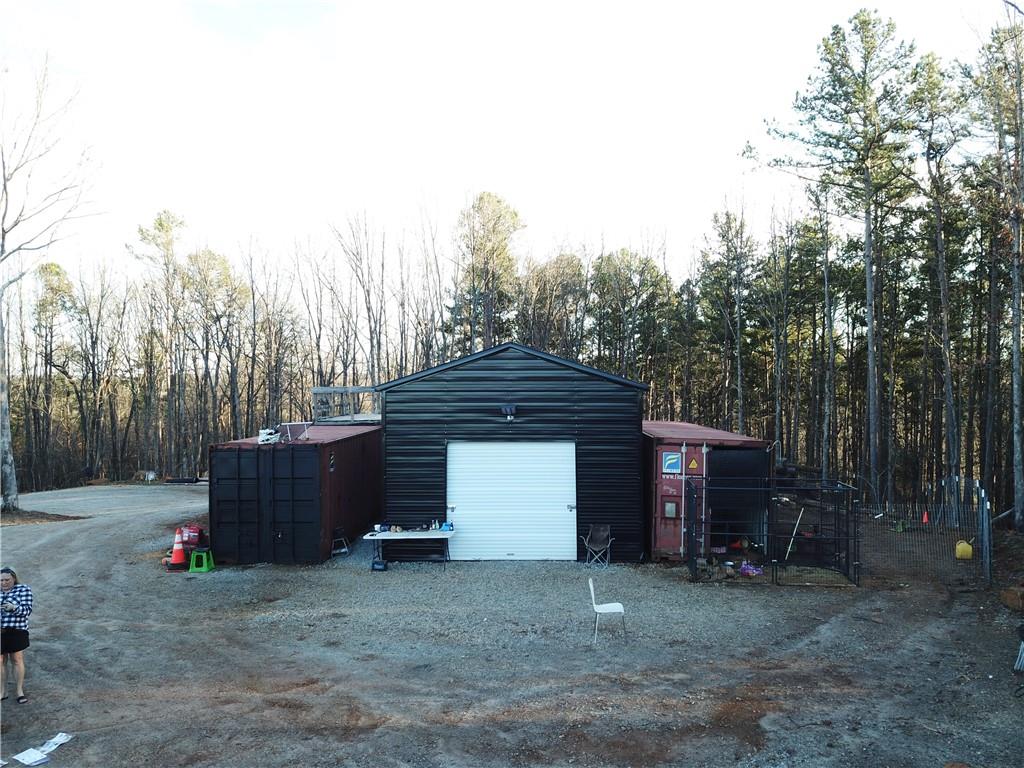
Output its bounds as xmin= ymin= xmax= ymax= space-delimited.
xmin=588 ymin=577 xmax=625 ymax=644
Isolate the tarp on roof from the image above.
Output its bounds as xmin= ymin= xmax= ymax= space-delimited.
xmin=217 ymin=424 xmax=381 ymax=447
xmin=642 ymin=420 xmax=769 ymax=449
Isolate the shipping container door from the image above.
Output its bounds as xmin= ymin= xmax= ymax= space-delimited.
xmin=270 ymin=446 xmax=322 ymax=564
xmin=653 ymin=445 xmax=705 ymax=559
xmin=210 ymin=447 xmax=261 ymax=564
xmin=446 ymin=441 xmax=576 ymax=560
xmin=706 ymin=448 xmax=770 ymax=549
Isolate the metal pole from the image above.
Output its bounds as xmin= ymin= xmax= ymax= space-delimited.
xmin=785 ymin=507 xmax=805 ymax=561
xmin=686 ymin=481 xmax=697 ymax=582
xmin=700 ymin=443 xmax=709 ymax=557
xmin=680 ymin=442 xmax=687 ymax=558
xmin=853 ymin=494 xmax=861 ymax=585
xmin=979 ymin=487 xmax=992 ymax=585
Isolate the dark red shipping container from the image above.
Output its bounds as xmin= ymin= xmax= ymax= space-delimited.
xmin=209 ymin=424 xmax=382 ymax=564
xmin=643 ymin=421 xmax=770 ymax=562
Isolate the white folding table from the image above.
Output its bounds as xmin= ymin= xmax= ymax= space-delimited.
xmin=362 ymin=530 xmax=454 ymax=570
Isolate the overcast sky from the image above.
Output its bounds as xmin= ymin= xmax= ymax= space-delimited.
xmin=1 ymin=1 xmax=1012 ymax=278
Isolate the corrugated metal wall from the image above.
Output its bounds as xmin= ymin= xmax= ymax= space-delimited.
xmin=321 ymin=429 xmax=382 ymax=545
xmin=209 ymin=444 xmax=324 ymax=564
xmin=382 ymin=347 xmax=645 ymax=561
xmin=209 ymin=428 xmax=382 ymax=564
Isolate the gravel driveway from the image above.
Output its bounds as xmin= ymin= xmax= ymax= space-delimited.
xmin=0 ymin=485 xmax=1020 ymax=767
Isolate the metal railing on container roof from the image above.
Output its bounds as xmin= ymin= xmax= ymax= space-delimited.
xmin=311 ymin=386 xmax=381 ymax=424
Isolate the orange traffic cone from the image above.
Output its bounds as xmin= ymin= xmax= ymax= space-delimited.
xmin=165 ymin=528 xmax=187 ymax=571
xmin=922 ymin=509 xmax=930 ymax=525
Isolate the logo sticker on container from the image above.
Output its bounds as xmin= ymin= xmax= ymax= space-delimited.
xmin=662 ymin=452 xmax=681 ymax=474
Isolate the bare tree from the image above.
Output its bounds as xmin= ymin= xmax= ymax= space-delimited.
xmin=910 ymin=52 xmax=971 ymax=511
xmin=296 ymin=246 xmax=339 ymax=388
xmin=979 ymin=17 xmax=1024 ymax=528
xmin=455 ymin=193 xmax=522 ymax=352
xmin=50 ymin=267 xmax=128 ymax=480
xmin=1003 ymin=14 xmax=1024 ymax=531
xmin=760 ymin=210 xmax=796 ymax=464
xmin=415 ymin=212 xmax=452 ymax=367
xmin=707 ymin=210 xmax=755 ymax=434
xmin=135 ymin=211 xmax=185 ymax=475
xmin=1 ymin=64 xmax=85 ymax=510
xmin=333 ymin=215 xmax=388 ymax=385
xmin=810 ymin=185 xmax=837 ymax=482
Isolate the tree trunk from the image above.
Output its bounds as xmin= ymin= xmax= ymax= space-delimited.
xmin=864 ymin=173 xmax=881 ymax=504
xmin=773 ymin=321 xmax=783 ymax=464
xmin=1012 ymin=212 xmax=1024 ymax=530
xmin=0 ymin=305 xmax=19 ymax=511
xmin=885 ymin=258 xmax=897 ymax=506
xmin=927 ymin=163 xmax=961 ymax=515
xmin=822 ymin=213 xmax=835 ymax=483
xmin=734 ymin=271 xmax=745 ymax=435
xmin=1014 ymin=40 xmax=1024 ymax=530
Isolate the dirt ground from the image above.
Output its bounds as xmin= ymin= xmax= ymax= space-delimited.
xmin=0 ymin=485 xmax=1021 ymax=768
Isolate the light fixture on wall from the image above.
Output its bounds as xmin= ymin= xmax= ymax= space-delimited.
xmin=501 ymin=404 xmax=517 ymax=422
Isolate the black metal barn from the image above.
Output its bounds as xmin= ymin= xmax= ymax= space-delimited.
xmin=378 ymin=343 xmax=647 ymax=562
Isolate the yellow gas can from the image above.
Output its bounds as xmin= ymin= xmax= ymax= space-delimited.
xmin=955 ymin=540 xmax=973 ymax=560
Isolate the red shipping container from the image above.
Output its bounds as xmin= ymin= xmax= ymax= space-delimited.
xmin=643 ymin=421 xmax=769 ymax=562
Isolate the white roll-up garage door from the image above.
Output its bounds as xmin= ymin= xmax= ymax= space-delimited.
xmin=446 ymin=441 xmax=577 ymax=560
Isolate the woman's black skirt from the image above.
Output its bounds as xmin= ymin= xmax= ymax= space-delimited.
xmin=0 ymin=628 xmax=30 ymax=654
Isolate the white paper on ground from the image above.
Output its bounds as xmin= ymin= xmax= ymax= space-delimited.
xmin=11 ymin=748 xmax=49 ymax=766
xmin=37 ymin=733 xmax=73 ymax=755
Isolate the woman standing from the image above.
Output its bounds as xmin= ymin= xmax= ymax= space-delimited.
xmin=0 ymin=567 xmax=33 ymax=704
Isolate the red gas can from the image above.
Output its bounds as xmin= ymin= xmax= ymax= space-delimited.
xmin=181 ymin=524 xmax=203 ymax=550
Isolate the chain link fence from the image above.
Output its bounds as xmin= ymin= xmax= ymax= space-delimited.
xmin=681 ymin=475 xmax=993 ymax=588
xmin=859 ymin=480 xmax=992 ymax=586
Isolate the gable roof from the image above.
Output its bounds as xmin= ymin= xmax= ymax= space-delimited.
xmin=376 ymin=343 xmax=648 ymax=391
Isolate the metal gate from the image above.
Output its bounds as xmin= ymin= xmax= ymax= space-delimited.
xmin=770 ymin=480 xmax=859 ymax=585
xmin=684 ymin=477 xmax=859 ymax=586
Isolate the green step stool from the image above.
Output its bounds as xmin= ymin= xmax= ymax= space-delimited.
xmin=189 ymin=547 xmax=215 ymax=573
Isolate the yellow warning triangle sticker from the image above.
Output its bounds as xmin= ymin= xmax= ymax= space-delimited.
xmin=687 ymin=458 xmax=699 ymax=469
